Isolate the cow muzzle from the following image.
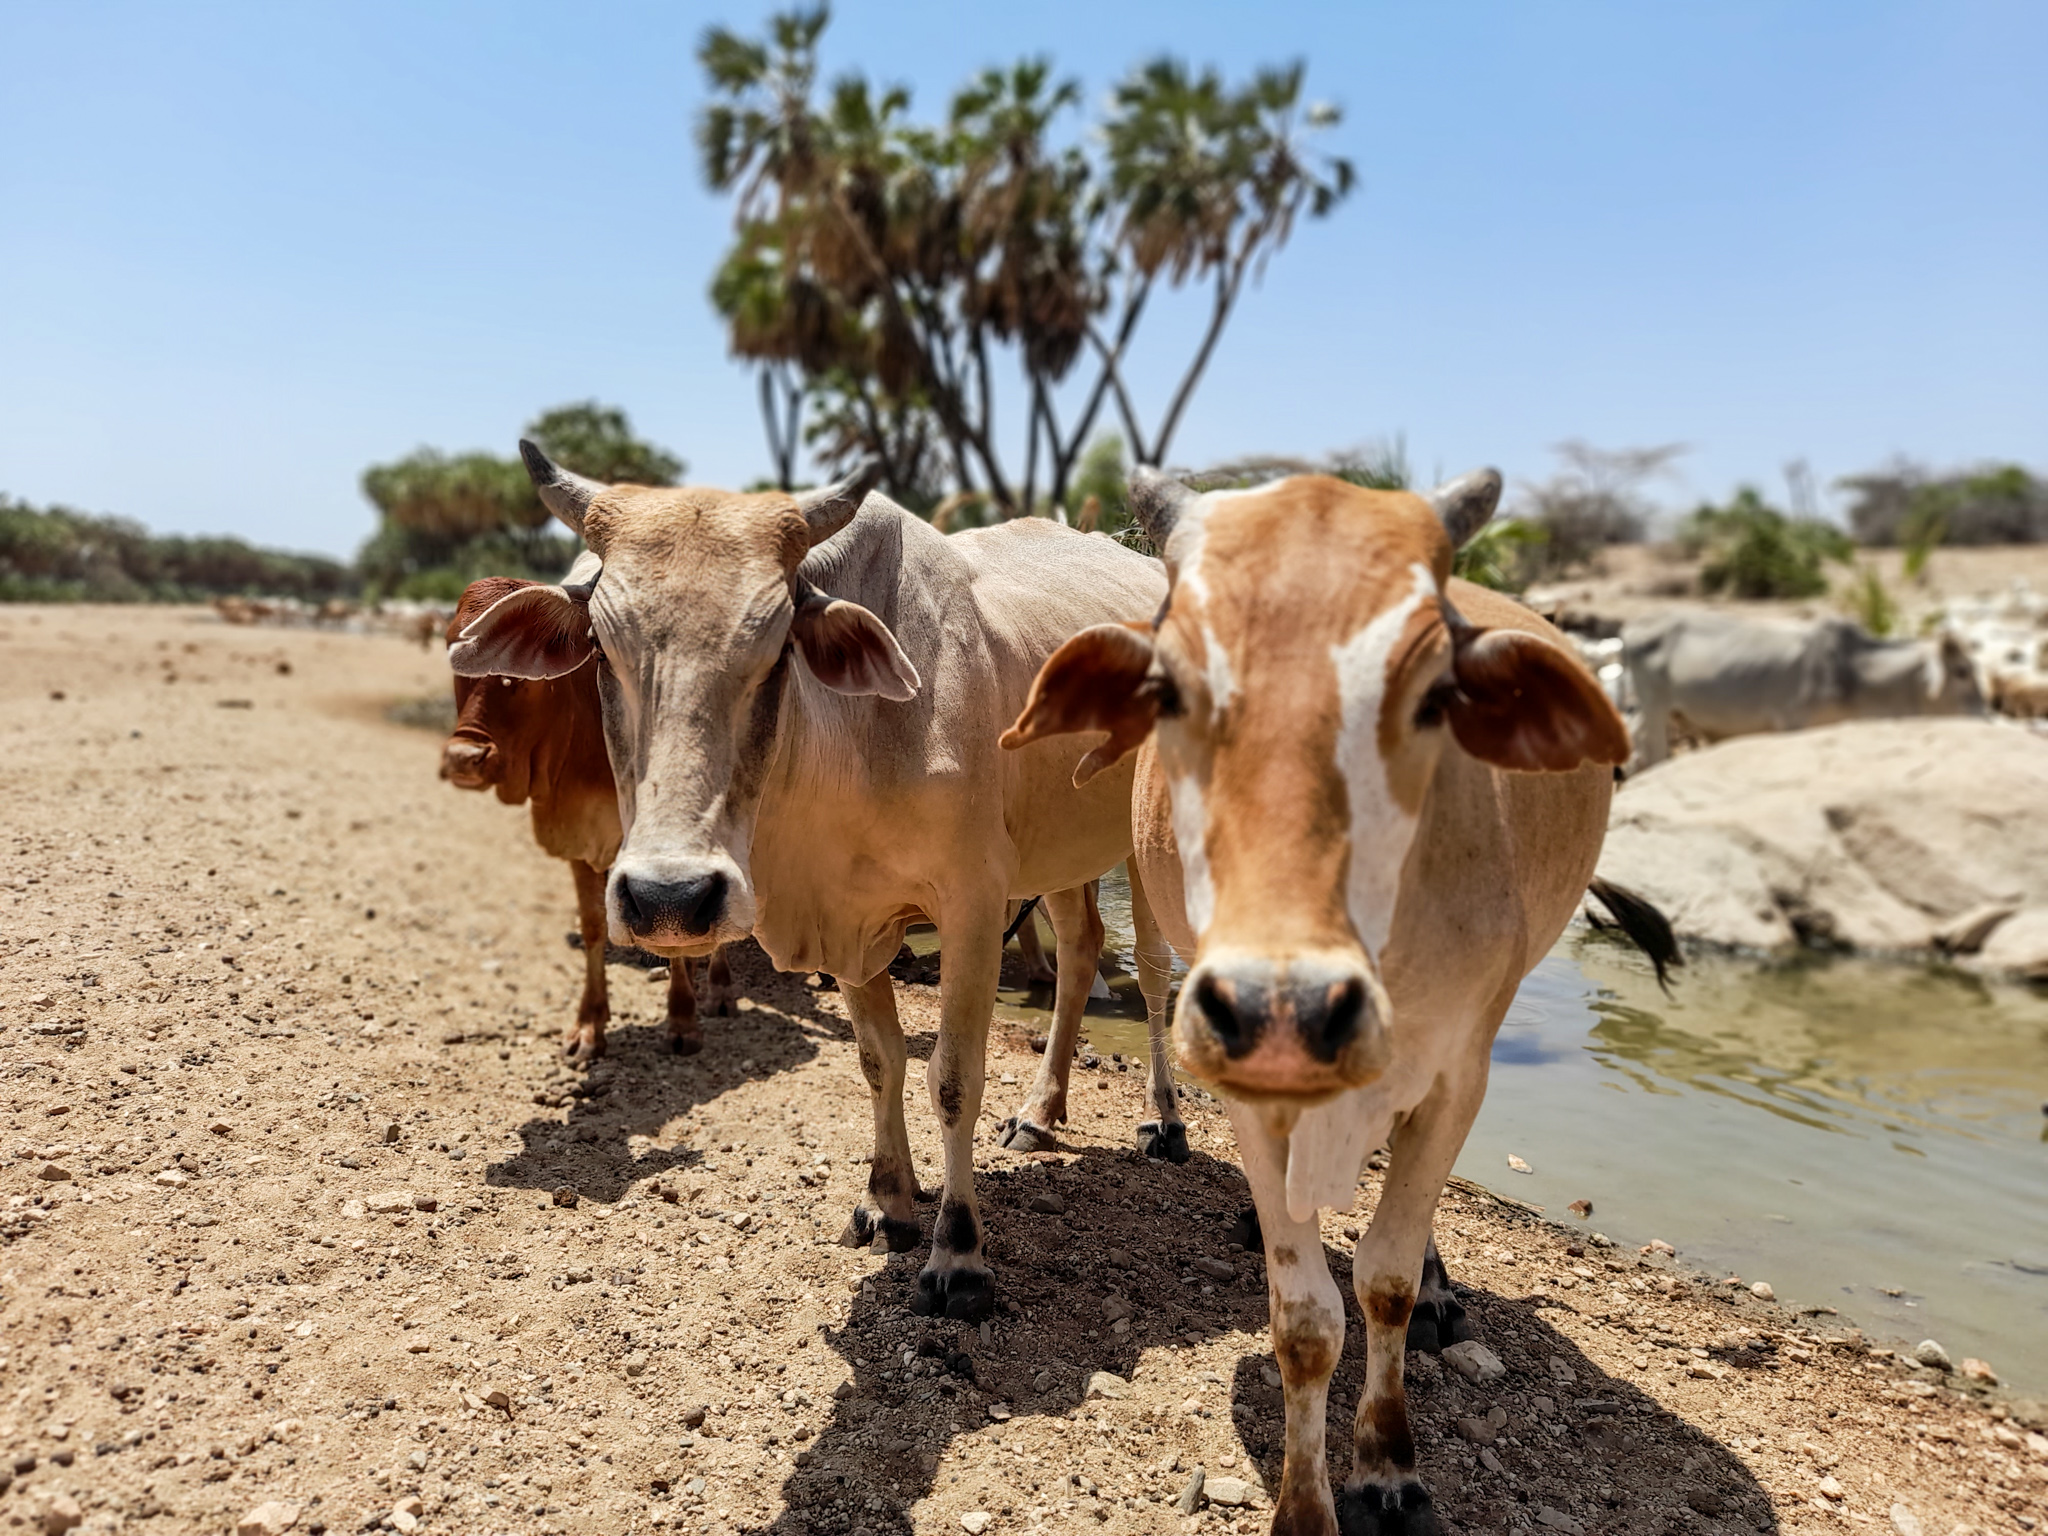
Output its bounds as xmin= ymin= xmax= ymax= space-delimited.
xmin=608 ymin=855 xmax=753 ymax=953
xmin=439 ymin=738 xmax=499 ymax=789
xmin=1173 ymin=950 xmax=1392 ymax=1098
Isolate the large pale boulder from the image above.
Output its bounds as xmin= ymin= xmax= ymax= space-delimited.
xmin=1597 ymin=719 xmax=2048 ymax=961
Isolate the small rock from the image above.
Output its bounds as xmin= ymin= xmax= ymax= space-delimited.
xmin=406 ymin=1449 xmax=427 ymax=1472
xmin=40 ymin=1495 xmax=83 ymax=1536
xmin=1960 ymin=1357 xmax=1999 ymax=1385
xmin=1479 ymin=1447 xmax=1504 ymax=1475
xmin=1455 ymin=1417 xmax=1498 ymax=1446
xmin=1641 ymin=1238 xmax=1676 ymax=1256
xmin=682 ymin=1405 xmax=708 ymax=1427
xmin=624 ymin=1350 xmax=650 ymax=1377
xmin=1547 ymin=1357 xmax=1577 ymax=1384
xmin=986 ymin=1402 xmax=1012 ymax=1422
xmin=1441 ymin=1341 xmax=1506 ymax=1384
xmin=209 ymin=1120 xmax=232 ymax=1137
xmin=1890 ymin=1502 xmax=1925 ymax=1536
xmin=1190 ymin=1256 xmax=1235 ymax=1281
xmin=382 ymin=1123 xmax=401 ymax=1145
xmin=1176 ymin=1468 xmax=1206 ymax=1515
xmin=340 ymin=1198 xmax=366 ymax=1219
xmin=1105 ymin=1247 xmax=1134 ymax=1270
xmin=154 ymin=1168 xmax=188 ymax=1187
xmin=411 ymin=1194 xmax=437 ymax=1212
xmin=1507 ymin=1154 xmax=1533 ymax=1174
xmin=388 ymin=1505 xmax=420 ymax=1535
xmin=1912 ymin=1339 xmax=1952 ymax=1371
xmin=1568 ymin=1199 xmax=1593 ymax=1218
xmin=1084 ymin=1371 xmax=1128 ymax=1400
xmin=365 ymin=1191 xmax=411 ymax=1214
xmin=960 ymin=1514 xmax=993 ymax=1535
xmin=1750 ymin=1281 xmax=1775 ymax=1301
xmin=483 ymin=1388 xmax=511 ymax=1410
xmin=1026 ymin=1193 xmax=1066 ymax=1216
xmin=1205 ymin=1476 xmax=1256 ymax=1508
xmin=1100 ymin=1295 xmax=1133 ymax=1323
xmin=1260 ymin=1364 xmax=1281 ymax=1389
xmin=36 ymin=1163 xmax=71 ymax=1183
xmin=1818 ymin=1476 xmax=1845 ymax=1501
xmin=1534 ymin=1507 xmax=1584 ymax=1535
xmin=236 ymin=1502 xmax=300 ymax=1536
xmin=551 ymin=1186 xmax=579 ymax=1209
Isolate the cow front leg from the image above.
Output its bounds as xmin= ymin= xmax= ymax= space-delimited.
xmin=1229 ymin=1100 xmax=1345 ymax=1536
xmin=565 ymin=859 xmax=610 ymax=1065
xmin=1127 ymin=861 xmax=1189 ymax=1163
xmin=702 ymin=943 xmax=737 ymax=1016
xmin=914 ymin=907 xmax=1001 ymax=1322
xmin=663 ymin=955 xmax=702 ymax=1056
xmin=1338 ymin=1072 xmax=1487 ymax=1536
xmin=996 ymin=884 xmax=1098 ymax=1153
xmin=837 ymin=972 xmax=922 ymax=1255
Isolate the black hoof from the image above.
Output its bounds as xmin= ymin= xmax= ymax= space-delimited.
xmin=911 ymin=1267 xmax=994 ymax=1322
xmin=709 ymin=999 xmax=735 ymax=1017
xmin=1226 ymin=1205 xmax=1262 ymax=1251
xmin=996 ymin=1117 xmax=1055 ymax=1153
xmin=1136 ymin=1120 xmax=1190 ymax=1163
xmin=1405 ymin=1295 xmax=1474 ymax=1354
xmin=668 ymin=1032 xmax=703 ymax=1057
xmin=842 ymin=1207 xmax=923 ymax=1253
xmin=1337 ymin=1480 xmax=1441 ymax=1536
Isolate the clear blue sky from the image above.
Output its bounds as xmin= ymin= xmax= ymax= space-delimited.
xmin=2 ymin=1 xmax=2043 ymax=559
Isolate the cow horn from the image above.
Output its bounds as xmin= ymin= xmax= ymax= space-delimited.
xmin=1425 ymin=467 xmax=1503 ymax=550
xmin=797 ymin=457 xmax=885 ymax=548
xmin=1127 ymin=466 xmax=1195 ymax=546
xmin=518 ymin=439 xmax=606 ymax=536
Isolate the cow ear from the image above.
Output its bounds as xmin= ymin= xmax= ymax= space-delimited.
xmin=1002 ymin=622 xmax=1160 ymax=786
xmin=448 ymin=584 xmax=595 ymax=680
xmin=791 ymin=594 xmax=920 ymax=702
xmin=1447 ymin=627 xmax=1630 ymax=772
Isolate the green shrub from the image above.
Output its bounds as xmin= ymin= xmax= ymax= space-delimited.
xmin=1684 ymin=487 xmax=1852 ymax=599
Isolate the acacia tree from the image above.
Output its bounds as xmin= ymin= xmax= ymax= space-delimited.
xmin=696 ymin=7 xmax=1353 ymax=514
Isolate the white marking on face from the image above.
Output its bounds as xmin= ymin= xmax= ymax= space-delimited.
xmin=1170 ymin=773 xmax=1216 ymax=937
xmin=1329 ymin=562 xmax=1436 ymax=960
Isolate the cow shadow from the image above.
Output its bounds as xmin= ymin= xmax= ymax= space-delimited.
xmin=483 ymin=942 xmax=848 ymax=1205
xmin=746 ymin=1178 xmax=1777 ymax=1535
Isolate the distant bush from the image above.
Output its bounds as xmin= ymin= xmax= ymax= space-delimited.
xmin=0 ymin=496 xmax=352 ymax=603
xmin=1840 ymin=462 xmax=2047 ymax=546
xmin=1683 ymin=487 xmax=1852 ymax=599
xmin=1513 ymin=441 xmax=1682 ymax=580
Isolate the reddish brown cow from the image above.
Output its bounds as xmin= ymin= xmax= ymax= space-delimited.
xmin=441 ymin=572 xmax=732 ymax=1063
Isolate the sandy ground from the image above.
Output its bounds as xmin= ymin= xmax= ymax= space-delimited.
xmin=1 ymin=603 xmax=2045 ymax=1536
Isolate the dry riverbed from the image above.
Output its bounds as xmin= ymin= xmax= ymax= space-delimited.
xmin=0 ymin=604 xmax=2043 ymax=1536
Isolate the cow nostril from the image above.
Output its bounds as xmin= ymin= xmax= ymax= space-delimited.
xmin=617 ymin=878 xmax=650 ymax=933
xmin=677 ymin=872 xmax=727 ymax=937
xmin=1309 ymin=977 xmax=1367 ymax=1060
xmin=1193 ymin=974 xmax=1251 ymax=1055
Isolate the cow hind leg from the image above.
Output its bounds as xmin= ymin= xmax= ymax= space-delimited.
xmin=837 ymin=973 xmax=923 ymax=1257
xmin=913 ymin=905 xmax=1002 ymax=1322
xmin=1010 ymin=902 xmax=1059 ymax=987
xmin=1127 ymin=861 xmax=1189 ymax=1163
xmin=702 ymin=943 xmax=737 ymax=1015
xmin=565 ymin=860 xmax=610 ymax=1065
xmin=1402 ymin=1237 xmax=1473 ymax=1355
xmin=664 ymin=957 xmax=702 ymax=1056
xmin=996 ymin=884 xmax=1098 ymax=1154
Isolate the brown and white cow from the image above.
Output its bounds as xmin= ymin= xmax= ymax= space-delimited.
xmin=1005 ymin=468 xmax=1654 ymax=1535
xmin=447 ymin=446 xmax=1184 ymax=1319
xmin=441 ymin=564 xmax=733 ymax=1064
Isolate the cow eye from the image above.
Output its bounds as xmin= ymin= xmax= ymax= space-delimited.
xmin=1142 ymin=668 xmax=1183 ymax=719
xmin=1413 ymin=680 xmax=1457 ymax=730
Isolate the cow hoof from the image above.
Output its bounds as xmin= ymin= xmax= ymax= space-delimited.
xmin=911 ymin=1267 xmax=994 ymax=1322
xmin=1136 ymin=1120 xmax=1190 ymax=1163
xmin=996 ymin=1117 xmax=1056 ymax=1153
xmin=1337 ymin=1480 xmax=1441 ymax=1536
xmin=839 ymin=1206 xmax=921 ymax=1252
xmin=1405 ymin=1295 xmax=1475 ymax=1354
xmin=563 ymin=1036 xmax=604 ymax=1066
xmin=668 ymin=1032 xmax=704 ymax=1057
xmin=1227 ymin=1205 xmax=1262 ymax=1251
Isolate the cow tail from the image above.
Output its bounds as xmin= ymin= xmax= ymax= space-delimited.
xmin=1002 ymin=895 xmax=1044 ymax=946
xmin=1585 ymin=877 xmax=1682 ymax=994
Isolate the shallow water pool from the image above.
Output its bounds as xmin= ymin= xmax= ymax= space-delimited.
xmin=996 ymin=869 xmax=2048 ymax=1393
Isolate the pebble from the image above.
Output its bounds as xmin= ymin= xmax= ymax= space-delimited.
xmin=1176 ymin=1468 xmax=1206 ymax=1515
xmin=1818 ymin=1476 xmax=1845 ymax=1501
xmin=208 ymin=1120 xmax=232 ymax=1137
xmin=1960 ymin=1357 xmax=1998 ymax=1384
xmin=382 ymin=1123 xmax=401 ymax=1145
xmin=389 ymin=1495 xmax=423 ymax=1534
xmin=35 ymin=1163 xmax=70 ymax=1183
xmin=1084 ymin=1371 xmax=1128 ymax=1400
xmin=39 ymin=1495 xmax=83 ymax=1535
xmin=1642 ymin=1238 xmax=1676 ymax=1256
xmin=1890 ymin=1502 xmax=1924 ymax=1536
xmin=236 ymin=1503 xmax=300 ymax=1536
xmin=1568 ymin=1199 xmax=1593 ymax=1218
xmin=1479 ymin=1447 xmax=1505 ymax=1475
xmin=624 ymin=1350 xmax=650 ymax=1377
xmin=960 ymin=1514 xmax=993 ymax=1535
xmin=1206 ymin=1476 xmax=1257 ymax=1508
xmin=1456 ymin=1417 xmax=1498 ymax=1446
xmin=1507 ymin=1154 xmax=1533 ymax=1174
xmin=1441 ymin=1341 xmax=1506 ymax=1384
xmin=1100 ymin=1296 xmax=1133 ymax=1323
xmin=1260 ymin=1364 xmax=1281 ymax=1389
xmin=1911 ymin=1339 xmax=1952 ymax=1371
xmin=365 ymin=1192 xmax=411 ymax=1214
xmin=1534 ymin=1506 xmax=1585 ymax=1535
xmin=154 ymin=1169 xmax=188 ymax=1187
xmin=1027 ymin=1193 xmax=1066 ymax=1216
xmin=1190 ymin=1256 xmax=1234 ymax=1281
xmin=1750 ymin=1281 xmax=1775 ymax=1301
